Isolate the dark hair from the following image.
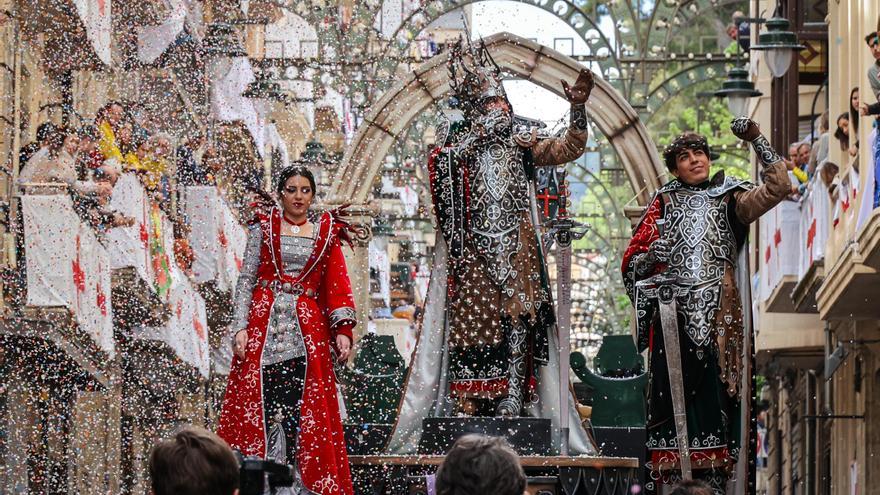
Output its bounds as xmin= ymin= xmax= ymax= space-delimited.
xmin=148 ymin=426 xmax=239 ymax=495
xmin=834 ymin=112 xmax=850 ymax=150
xmin=662 ymin=132 xmax=711 ymax=172
xmin=95 ymin=100 xmax=124 ymax=124
xmin=78 ymin=124 xmax=99 ymax=141
xmin=849 ymin=87 xmax=860 ymax=135
xmin=36 ymin=122 xmax=58 ymax=143
xmin=865 ymin=32 xmax=879 ymax=45
xmin=276 ymin=165 xmax=317 ymax=197
xmin=435 ymin=435 xmax=526 ymax=495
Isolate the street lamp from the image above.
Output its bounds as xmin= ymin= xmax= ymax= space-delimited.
xmin=751 ymin=18 xmax=804 ymax=78
xmin=713 ymin=66 xmax=762 ymax=116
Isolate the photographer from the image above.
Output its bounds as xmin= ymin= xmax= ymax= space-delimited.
xmin=149 ymin=426 xmax=239 ymax=495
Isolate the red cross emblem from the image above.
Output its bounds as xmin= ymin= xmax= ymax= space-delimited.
xmin=536 ymin=188 xmax=558 ymax=217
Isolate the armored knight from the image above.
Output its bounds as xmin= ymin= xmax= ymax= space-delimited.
xmin=386 ymin=38 xmax=597 ymax=455
xmin=621 ymin=119 xmax=792 ymax=494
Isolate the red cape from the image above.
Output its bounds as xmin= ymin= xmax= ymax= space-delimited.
xmin=218 ymin=209 xmax=355 ymax=495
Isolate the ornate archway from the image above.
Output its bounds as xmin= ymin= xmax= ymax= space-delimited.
xmin=328 ymin=32 xmax=665 ymax=206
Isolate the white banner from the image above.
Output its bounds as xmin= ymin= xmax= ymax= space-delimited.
xmin=133 ymin=210 xmax=211 ymax=377
xmin=106 ymin=173 xmax=152 ymax=283
xmin=23 ymin=194 xmax=114 ymax=355
xmin=73 ymin=0 xmax=112 ymax=66
xmin=758 ymin=199 xmax=800 ymax=303
xmin=797 ymin=178 xmax=831 ymax=280
xmin=184 ymin=187 xmax=246 ymax=292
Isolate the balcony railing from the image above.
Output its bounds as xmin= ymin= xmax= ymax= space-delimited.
xmin=758 ymin=199 xmax=801 ymax=312
xmin=105 ymin=173 xmax=210 ymax=378
xmin=4 ymin=190 xmax=115 ymax=385
xmin=816 ymin=129 xmax=880 ymax=319
xmin=791 ymin=179 xmax=832 ymax=312
xmin=183 ymin=186 xmax=246 ymax=294
xmin=182 ymin=186 xmax=246 ymax=353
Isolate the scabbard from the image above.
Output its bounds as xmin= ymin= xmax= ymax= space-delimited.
xmin=657 ymin=294 xmax=693 ymax=480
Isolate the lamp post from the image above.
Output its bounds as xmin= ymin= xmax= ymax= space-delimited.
xmin=751 ymin=18 xmax=804 ymax=78
xmin=713 ymin=66 xmax=762 ymax=116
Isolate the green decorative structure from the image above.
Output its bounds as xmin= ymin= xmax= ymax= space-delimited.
xmin=570 ymin=335 xmax=647 ymax=428
xmin=340 ymin=333 xmax=405 ymax=425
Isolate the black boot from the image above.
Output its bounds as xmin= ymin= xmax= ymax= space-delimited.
xmin=496 ymin=323 xmax=527 ymax=418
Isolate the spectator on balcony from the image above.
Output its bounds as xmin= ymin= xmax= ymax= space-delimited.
xmin=807 ymin=111 xmax=830 ymax=178
xmin=78 ymin=166 xmax=136 ymax=231
xmin=75 ymin=124 xmax=103 ymax=179
xmin=849 ymin=87 xmax=861 ymax=161
xmin=19 ymin=122 xmax=59 ymax=169
xmin=176 ymin=133 xmax=209 ymax=186
xmin=821 ymin=162 xmax=840 ymax=200
xmin=834 ymin=112 xmax=851 ymax=152
xmin=96 ymin=101 xmax=126 ymax=164
xmin=860 ymin=31 xmax=880 ymax=117
xmin=783 ymin=142 xmax=809 ymax=184
xmin=19 ymin=126 xmax=111 ymax=198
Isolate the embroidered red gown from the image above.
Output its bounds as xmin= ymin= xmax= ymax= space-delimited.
xmin=218 ymin=208 xmax=356 ymax=495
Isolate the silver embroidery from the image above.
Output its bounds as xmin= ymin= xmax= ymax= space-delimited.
xmin=328 ymin=307 xmax=356 ymax=328
xmin=660 ymin=187 xmax=737 ymax=347
xmin=466 ymin=110 xmax=529 ymax=287
xmin=750 ymin=134 xmax=782 ymax=167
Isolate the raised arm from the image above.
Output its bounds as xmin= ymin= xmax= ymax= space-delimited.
xmin=729 ymin=117 xmax=793 ymax=224
xmin=526 ymin=70 xmax=593 ymax=166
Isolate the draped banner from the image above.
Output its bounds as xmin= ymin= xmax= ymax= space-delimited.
xmin=184 ymin=186 xmax=246 ymax=292
xmin=72 ymin=0 xmax=112 ymax=66
xmin=797 ymin=178 xmax=831 ymax=280
xmin=757 ymin=199 xmax=800 ymax=303
xmin=23 ymin=194 xmax=114 ymax=355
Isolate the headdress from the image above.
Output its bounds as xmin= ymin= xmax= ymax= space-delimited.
xmin=662 ymin=132 xmax=712 ymax=171
xmin=447 ymin=36 xmax=511 ymax=117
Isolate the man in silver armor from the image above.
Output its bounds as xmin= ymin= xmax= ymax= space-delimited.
xmin=622 ymin=118 xmax=792 ymax=493
xmin=428 ymin=38 xmax=593 ymax=418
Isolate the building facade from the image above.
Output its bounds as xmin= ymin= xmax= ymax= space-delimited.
xmin=749 ymin=0 xmax=880 ymax=492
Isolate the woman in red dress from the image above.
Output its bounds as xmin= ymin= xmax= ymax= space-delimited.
xmin=218 ymin=166 xmax=356 ymax=495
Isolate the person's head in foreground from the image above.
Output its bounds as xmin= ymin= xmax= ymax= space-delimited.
xmin=149 ymin=425 xmax=239 ymax=495
xmin=669 ymin=479 xmax=715 ymax=495
xmin=663 ymin=132 xmax=713 ymax=185
xmin=435 ymin=434 xmax=527 ymax=495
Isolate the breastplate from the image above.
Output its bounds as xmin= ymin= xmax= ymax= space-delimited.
xmin=467 ymin=139 xmax=528 ymax=287
xmin=661 ymin=187 xmax=737 ymax=347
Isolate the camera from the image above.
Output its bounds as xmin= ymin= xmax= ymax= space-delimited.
xmin=235 ymin=451 xmax=295 ymax=495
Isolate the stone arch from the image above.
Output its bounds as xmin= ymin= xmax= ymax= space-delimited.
xmin=329 ymin=32 xmax=664 ymax=206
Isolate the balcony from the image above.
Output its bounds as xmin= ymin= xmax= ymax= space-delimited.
xmin=758 ymin=199 xmax=801 ymax=313
xmin=182 ymin=186 xmax=246 ymax=351
xmin=816 ymin=131 xmax=880 ymax=320
xmin=791 ymin=182 xmax=832 ymax=313
xmin=3 ymin=191 xmax=116 ymax=386
xmin=106 ymin=173 xmax=171 ymax=327
xmin=105 ymin=174 xmax=211 ymax=381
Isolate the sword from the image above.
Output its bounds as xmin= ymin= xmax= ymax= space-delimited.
xmin=544 ymin=174 xmax=587 ymax=456
xmin=653 ymin=218 xmax=693 ymax=479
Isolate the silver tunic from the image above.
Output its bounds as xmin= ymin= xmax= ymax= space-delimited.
xmin=231 ymin=223 xmax=315 ymax=365
xmin=465 ymin=109 xmax=529 ymax=287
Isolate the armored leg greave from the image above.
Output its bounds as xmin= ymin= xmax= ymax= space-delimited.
xmin=496 ymin=322 xmax=528 ymax=418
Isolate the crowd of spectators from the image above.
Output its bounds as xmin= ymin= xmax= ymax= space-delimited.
xmin=16 ymin=100 xmax=227 ymax=232
xmin=10 ymin=100 xmax=238 ymax=286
